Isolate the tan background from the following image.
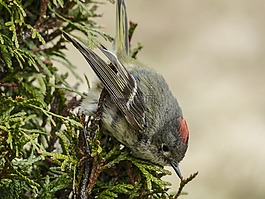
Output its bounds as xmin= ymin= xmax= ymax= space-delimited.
xmin=62 ymin=0 xmax=265 ymax=198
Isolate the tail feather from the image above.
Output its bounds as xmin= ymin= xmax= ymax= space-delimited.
xmin=116 ymin=0 xmax=129 ymax=57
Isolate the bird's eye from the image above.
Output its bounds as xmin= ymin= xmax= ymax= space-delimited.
xmin=162 ymin=144 xmax=169 ymax=152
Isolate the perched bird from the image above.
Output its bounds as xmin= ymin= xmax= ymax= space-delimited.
xmin=63 ymin=0 xmax=189 ymax=179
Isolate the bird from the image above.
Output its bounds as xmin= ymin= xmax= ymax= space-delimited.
xmin=63 ymin=0 xmax=189 ymax=180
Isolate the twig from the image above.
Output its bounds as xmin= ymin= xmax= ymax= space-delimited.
xmin=174 ymin=172 xmax=199 ymax=198
xmin=86 ymin=156 xmax=104 ymax=195
xmin=128 ymin=21 xmax=137 ymax=44
xmin=125 ymin=160 xmax=134 ymax=184
xmin=90 ymin=88 xmax=107 ymax=139
xmin=34 ymin=0 xmax=48 ymax=29
xmin=79 ymin=158 xmax=90 ymax=199
xmin=62 ymin=96 xmax=80 ymax=116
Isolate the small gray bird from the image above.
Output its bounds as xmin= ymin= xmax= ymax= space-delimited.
xmin=63 ymin=0 xmax=189 ymax=179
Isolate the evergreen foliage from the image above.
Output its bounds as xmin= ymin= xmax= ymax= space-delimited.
xmin=0 ymin=0 xmax=196 ymax=198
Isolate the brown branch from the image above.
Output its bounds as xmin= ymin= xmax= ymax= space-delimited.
xmin=90 ymin=88 xmax=107 ymax=139
xmin=174 ymin=171 xmax=199 ymax=198
xmin=86 ymin=156 xmax=104 ymax=195
xmin=125 ymin=160 xmax=134 ymax=184
xmin=34 ymin=0 xmax=48 ymax=29
xmin=128 ymin=21 xmax=137 ymax=45
xmin=0 ymin=155 xmax=10 ymax=180
xmin=0 ymin=82 xmax=17 ymax=89
xmin=62 ymin=96 xmax=80 ymax=117
xmin=79 ymin=157 xmax=90 ymax=199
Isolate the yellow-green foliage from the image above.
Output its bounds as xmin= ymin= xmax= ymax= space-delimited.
xmin=0 ymin=1 xmax=196 ymax=198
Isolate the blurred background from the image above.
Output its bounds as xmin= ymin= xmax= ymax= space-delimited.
xmin=62 ymin=0 xmax=265 ymax=198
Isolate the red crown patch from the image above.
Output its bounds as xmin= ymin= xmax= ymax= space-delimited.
xmin=178 ymin=117 xmax=189 ymax=144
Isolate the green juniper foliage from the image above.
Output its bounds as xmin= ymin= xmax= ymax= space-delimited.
xmin=0 ymin=0 xmax=196 ymax=198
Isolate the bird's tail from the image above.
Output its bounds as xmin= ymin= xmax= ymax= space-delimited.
xmin=115 ymin=0 xmax=129 ymax=58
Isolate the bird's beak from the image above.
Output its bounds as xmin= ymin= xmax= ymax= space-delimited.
xmin=170 ymin=161 xmax=183 ymax=180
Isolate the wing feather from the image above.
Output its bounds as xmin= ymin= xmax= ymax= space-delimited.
xmin=63 ymin=32 xmax=145 ymax=131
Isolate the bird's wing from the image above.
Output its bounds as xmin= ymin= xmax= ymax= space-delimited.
xmin=63 ymin=32 xmax=145 ymax=131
